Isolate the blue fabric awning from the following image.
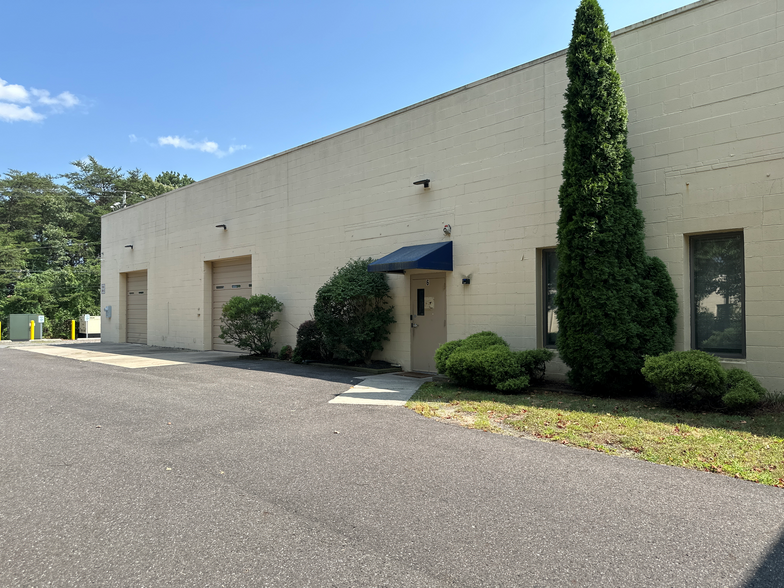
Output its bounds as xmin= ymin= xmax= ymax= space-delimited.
xmin=367 ymin=241 xmax=453 ymax=273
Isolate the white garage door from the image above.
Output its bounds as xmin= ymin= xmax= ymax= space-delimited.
xmin=212 ymin=257 xmax=252 ymax=352
xmin=126 ymin=271 xmax=148 ymax=344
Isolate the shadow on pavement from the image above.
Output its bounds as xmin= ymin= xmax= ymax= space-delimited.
xmin=743 ymin=524 xmax=784 ymax=587
xmin=200 ymin=356 xmax=371 ymax=387
xmin=5 ymin=341 xmax=414 ymax=390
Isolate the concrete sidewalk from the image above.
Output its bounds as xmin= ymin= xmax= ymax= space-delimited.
xmin=5 ymin=341 xmax=243 ymax=368
xmin=329 ymin=372 xmax=432 ymax=405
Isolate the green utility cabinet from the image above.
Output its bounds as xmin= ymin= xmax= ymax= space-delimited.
xmin=9 ymin=314 xmax=44 ymax=340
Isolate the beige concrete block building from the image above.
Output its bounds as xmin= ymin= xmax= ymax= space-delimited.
xmin=101 ymin=0 xmax=784 ymax=389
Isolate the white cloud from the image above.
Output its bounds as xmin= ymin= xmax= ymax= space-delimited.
xmin=227 ymin=144 xmax=248 ymax=156
xmin=0 ymin=77 xmax=81 ymax=123
xmin=31 ymin=88 xmax=80 ymax=110
xmin=129 ymin=133 xmax=138 ymax=142
xmin=0 ymin=78 xmax=30 ymax=103
xmin=0 ymin=102 xmax=45 ymax=122
xmin=158 ymin=135 xmax=247 ymax=158
xmin=159 ymin=135 xmax=218 ymax=153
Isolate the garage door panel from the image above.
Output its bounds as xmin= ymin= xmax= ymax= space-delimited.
xmin=212 ymin=257 xmax=251 ymax=352
xmin=126 ymin=271 xmax=147 ymax=345
xmin=213 ymin=268 xmax=251 ymax=282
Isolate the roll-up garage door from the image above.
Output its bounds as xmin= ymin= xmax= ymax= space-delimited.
xmin=212 ymin=257 xmax=252 ymax=352
xmin=126 ymin=271 xmax=148 ymax=344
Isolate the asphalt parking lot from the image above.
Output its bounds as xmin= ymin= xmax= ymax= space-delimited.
xmin=1 ymin=345 xmax=783 ymax=587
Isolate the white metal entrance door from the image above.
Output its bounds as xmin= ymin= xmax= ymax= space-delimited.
xmin=212 ymin=257 xmax=252 ymax=352
xmin=410 ymin=276 xmax=446 ymax=372
xmin=126 ymin=271 xmax=148 ymax=344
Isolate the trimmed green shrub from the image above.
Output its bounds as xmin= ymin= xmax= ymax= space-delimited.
xmin=722 ymin=368 xmax=765 ymax=412
xmin=278 ymin=345 xmax=293 ymax=361
xmin=641 ymin=350 xmax=727 ymax=409
xmin=496 ymin=375 xmax=531 ymax=393
xmin=293 ymin=319 xmax=325 ymax=362
xmin=435 ymin=332 xmax=508 ymax=374
xmin=461 ymin=331 xmax=509 ymax=350
xmin=436 ymin=331 xmax=554 ymax=394
xmin=219 ymin=294 xmax=283 ymax=356
xmin=435 ymin=340 xmax=462 ymax=374
xmin=313 ymin=258 xmax=395 ymax=365
xmin=722 ymin=387 xmax=762 ymax=413
xmin=555 ymin=0 xmax=678 ymax=394
xmin=514 ymin=349 xmax=555 ymax=384
xmin=444 ymin=345 xmax=519 ymax=390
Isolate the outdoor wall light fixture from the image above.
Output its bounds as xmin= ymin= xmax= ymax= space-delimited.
xmin=413 ymin=179 xmax=430 ymax=188
xmin=462 ymin=278 xmax=470 ymax=285
xmin=125 ymin=244 xmax=134 ymax=250
xmin=443 ymin=224 xmax=452 ymax=235
xmin=216 ymin=224 xmax=227 ymax=230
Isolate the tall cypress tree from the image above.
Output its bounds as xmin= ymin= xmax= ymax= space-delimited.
xmin=555 ymin=0 xmax=678 ymax=394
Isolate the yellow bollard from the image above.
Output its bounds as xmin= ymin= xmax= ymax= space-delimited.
xmin=30 ymin=320 xmax=35 ymax=341
xmin=71 ymin=320 xmax=76 ymax=340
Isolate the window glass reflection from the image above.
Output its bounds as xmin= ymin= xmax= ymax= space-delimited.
xmin=543 ymin=250 xmax=559 ymax=348
xmin=692 ymin=232 xmax=744 ymax=356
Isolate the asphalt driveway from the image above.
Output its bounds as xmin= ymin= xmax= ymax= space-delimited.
xmin=1 ymin=346 xmax=782 ymax=587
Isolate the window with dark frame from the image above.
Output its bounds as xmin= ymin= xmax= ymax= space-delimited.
xmin=690 ymin=232 xmax=745 ymax=357
xmin=542 ymin=249 xmax=559 ymax=348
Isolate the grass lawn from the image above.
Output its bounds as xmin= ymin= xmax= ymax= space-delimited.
xmin=406 ymin=382 xmax=784 ymax=488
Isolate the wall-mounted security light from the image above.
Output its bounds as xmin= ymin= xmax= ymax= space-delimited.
xmin=413 ymin=179 xmax=430 ymax=188
xmin=462 ymin=278 xmax=471 ymax=285
xmin=125 ymin=244 xmax=134 ymax=250
xmin=216 ymin=224 xmax=227 ymax=230
xmin=443 ymin=224 xmax=452 ymax=235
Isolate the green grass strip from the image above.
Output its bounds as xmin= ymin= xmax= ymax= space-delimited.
xmin=406 ymin=382 xmax=784 ymax=487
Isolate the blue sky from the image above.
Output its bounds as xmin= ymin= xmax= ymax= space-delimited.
xmin=3 ymin=0 xmax=692 ymax=182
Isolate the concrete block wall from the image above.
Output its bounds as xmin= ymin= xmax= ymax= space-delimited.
xmin=102 ymin=0 xmax=784 ymax=389
xmin=612 ymin=0 xmax=784 ymax=389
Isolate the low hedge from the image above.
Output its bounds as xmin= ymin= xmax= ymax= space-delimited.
xmin=445 ymin=344 xmax=519 ymax=390
xmin=435 ymin=331 xmax=508 ymax=374
xmin=641 ymin=350 xmax=727 ymax=409
xmin=642 ymin=351 xmax=766 ymax=412
xmin=436 ymin=332 xmax=554 ymax=394
xmin=723 ymin=368 xmax=766 ymax=412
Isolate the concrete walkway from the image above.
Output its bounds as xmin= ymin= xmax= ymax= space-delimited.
xmin=329 ymin=372 xmax=432 ymax=406
xmin=5 ymin=341 xmax=243 ymax=369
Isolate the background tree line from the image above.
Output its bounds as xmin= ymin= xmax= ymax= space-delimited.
xmin=0 ymin=157 xmax=193 ymax=338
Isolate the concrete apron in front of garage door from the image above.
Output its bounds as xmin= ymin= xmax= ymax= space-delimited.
xmin=330 ymin=373 xmax=432 ymax=406
xmin=12 ymin=343 xmax=243 ymax=369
